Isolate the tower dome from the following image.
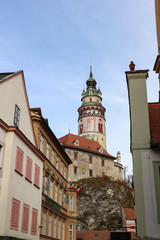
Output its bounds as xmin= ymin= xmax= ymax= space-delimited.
xmin=78 ymin=66 xmax=106 ymax=149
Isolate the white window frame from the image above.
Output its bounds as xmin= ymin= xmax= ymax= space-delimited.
xmin=64 ymin=165 xmax=66 ymax=179
xmin=55 ymin=184 xmax=57 ymax=202
xmin=58 ymin=219 xmax=61 ymax=239
xmin=46 ymin=142 xmax=49 ymax=159
xmin=48 ymin=214 xmax=52 ymax=236
xmin=50 ymin=180 xmax=53 ymax=199
xmin=69 ymin=224 xmax=73 ymax=240
xmin=54 ymin=216 xmax=56 ymax=238
xmin=56 ymin=155 xmax=58 ymax=169
xmin=62 ymin=221 xmax=65 ymax=240
xmin=40 ymin=135 xmax=43 ymax=152
xmin=42 ymin=211 xmax=46 ymax=235
xmin=70 ymin=196 xmax=74 ymax=212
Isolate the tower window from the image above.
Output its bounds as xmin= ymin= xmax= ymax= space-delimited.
xmin=74 ymin=152 xmax=78 ymax=160
xmin=74 ymin=166 xmax=77 ymax=174
xmin=99 ymin=124 xmax=103 ymax=133
xmin=102 ymin=159 xmax=104 ymax=167
xmin=89 ymin=169 xmax=93 ymax=177
xmin=90 ymin=98 xmax=92 ymax=102
xmin=89 ymin=156 xmax=92 ymax=164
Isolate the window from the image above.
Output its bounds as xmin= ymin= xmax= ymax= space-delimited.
xmin=50 ymin=180 xmax=53 ymax=198
xmin=59 ymin=188 xmax=62 ymax=205
xmin=64 ymin=165 xmax=66 ymax=179
xmin=63 ymin=192 xmax=66 ymax=208
xmin=10 ymin=198 xmax=20 ymax=231
xmin=62 ymin=221 xmax=65 ymax=240
xmin=99 ymin=123 xmax=103 ymax=133
xmin=15 ymin=147 xmax=24 ymax=175
xmin=46 ymin=143 xmax=49 ymax=159
xmin=69 ymin=224 xmax=73 ymax=240
xmin=74 ymin=152 xmax=78 ymax=160
xmin=102 ymin=159 xmax=104 ymax=167
xmin=55 ymin=184 xmax=57 ymax=202
xmin=58 ymin=219 xmax=61 ymax=239
xmin=51 ymin=149 xmax=54 ymax=164
xmin=48 ymin=214 xmax=52 ymax=236
xmin=54 ymin=216 xmax=56 ymax=238
xmin=89 ymin=156 xmax=92 ymax=164
xmin=70 ymin=196 xmax=74 ymax=211
xmin=14 ymin=105 xmax=20 ymax=127
xmin=74 ymin=166 xmax=77 ymax=174
xmin=44 ymin=176 xmax=49 ymax=195
xmin=56 ymin=155 xmax=58 ymax=169
xmin=60 ymin=160 xmax=62 ymax=174
xmin=42 ymin=211 xmax=46 ymax=235
xmin=25 ymin=157 xmax=33 ymax=182
xmin=89 ymin=169 xmax=93 ymax=177
xmin=21 ymin=204 xmax=30 ymax=233
xmin=34 ymin=164 xmax=40 ymax=188
xmin=31 ymin=208 xmax=38 ymax=235
xmin=40 ymin=135 xmax=43 ymax=152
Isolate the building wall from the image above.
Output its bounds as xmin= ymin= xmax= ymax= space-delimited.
xmin=31 ymin=115 xmax=77 ymax=240
xmin=0 ymin=72 xmax=35 ymax=145
xmin=66 ymin=148 xmax=123 ymax=182
xmin=0 ymin=131 xmax=43 ymax=240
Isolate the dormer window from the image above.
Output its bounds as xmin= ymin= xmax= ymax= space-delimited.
xmin=98 ymin=147 xmax=103 ymax=153
xmin=74 ymin=140 xmax=79 ymax=146
xmin=14 ymin=105 xmax=20 ymax=127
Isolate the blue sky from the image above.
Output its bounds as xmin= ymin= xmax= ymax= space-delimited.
xmin=0 ymin=0 xmax=158 ymax=175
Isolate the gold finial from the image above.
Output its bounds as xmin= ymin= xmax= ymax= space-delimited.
xmin=89 ymin=60 xmax=93 ymax=76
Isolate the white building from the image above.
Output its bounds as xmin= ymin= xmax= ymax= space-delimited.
xmin=0 ymin=71 xmax=45 ymax=240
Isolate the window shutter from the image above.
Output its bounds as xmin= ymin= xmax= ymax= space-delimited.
xmin=34 ymin=164 xmax=40 ymax=187
xmin=21 ymin=204 xmax=30 ymax=233
xmin=25 ymin=157 xmax=32 ymax=181
xmin=15 ymin=147 xmax=24 ymax=175
xmin=31 ymin=208 xmax=38 ymax=235
xmin=10 ymin=198 xmax=20 ymax=230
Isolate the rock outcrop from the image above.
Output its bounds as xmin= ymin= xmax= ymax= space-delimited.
xmin=76 ymin=176 xmax=134 ymax=230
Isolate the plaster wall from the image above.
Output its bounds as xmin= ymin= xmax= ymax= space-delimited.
xmin=0 ymin=131 xmax=43 ymax=239
xmin=66 ymin=148 xmax=122 ymax=182
xmin=141 ymin=150 xmax=160 ymax=238
xmin=83 ymin=95 xmax=101 ymax=103
xmin=0 ymin=73 xmax=35 ymax=145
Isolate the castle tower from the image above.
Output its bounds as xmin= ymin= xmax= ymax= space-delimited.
xmin=78 ymin=66 xmax=106 ymax=149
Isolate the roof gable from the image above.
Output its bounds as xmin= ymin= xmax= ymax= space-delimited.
xmin=0 ymin=71 xmax=36 ymax=146
xmin=59 ymin=133 xmax=116 ymax=159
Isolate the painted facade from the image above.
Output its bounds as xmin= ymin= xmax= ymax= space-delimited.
xmin=0 ymin=72 xmax=45 ymax=240
xmin=78 ymin=66 xmax=106 ymax=149
xmin=59 ymin=133 xmax=123 ymax=182
xmin=31 ymin=108 xmax=77 ymax=240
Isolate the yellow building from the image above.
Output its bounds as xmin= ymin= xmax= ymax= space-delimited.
xmin=30 ymin=108 xmax=77 ymax=240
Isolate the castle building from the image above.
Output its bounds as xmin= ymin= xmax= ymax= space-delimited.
xmin=59 ymin=67 xmax=123 ymax=182
xmin=78 ymin=66 xmax=106 ymax=149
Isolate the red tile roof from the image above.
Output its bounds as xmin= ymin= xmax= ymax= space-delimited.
xmin=148 ymin=103 xmax=160 ymax=143
xmin=123 ymin=208 xmax=135 ymax=220
xmin=58 ymin=133 xmax=116 ymax=159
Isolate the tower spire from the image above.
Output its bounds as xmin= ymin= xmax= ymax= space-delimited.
xmin=90 ymin=65 xmax=93 ymax=77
